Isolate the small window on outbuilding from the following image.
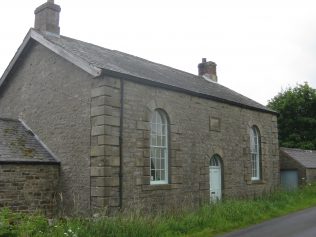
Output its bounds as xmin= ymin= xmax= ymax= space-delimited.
xmin=150 ymin=109 xmax=169 ymax=184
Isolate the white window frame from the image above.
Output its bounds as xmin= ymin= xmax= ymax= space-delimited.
xmin=150 ymin=110 xmax=168 ymax=185
xmin=250 ymin=126 xmax=261 ymax=181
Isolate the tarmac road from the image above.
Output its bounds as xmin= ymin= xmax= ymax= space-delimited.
xmin=218 ymin=207 xmax=316 ymax=237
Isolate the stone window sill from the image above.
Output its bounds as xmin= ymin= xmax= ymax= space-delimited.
xmin=142 ymin=184 xmax=172 ymax=191
xmin=250 ymin=180 xmax=266 ymax=185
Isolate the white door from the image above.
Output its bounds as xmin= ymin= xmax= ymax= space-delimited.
xmin=210 ymin=155 xmax=222 ymax=201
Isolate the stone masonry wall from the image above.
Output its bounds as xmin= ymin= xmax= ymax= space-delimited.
xmin=91 ymin=76 xmax=280 ymax=213
xmin=0 ymin=42 xmax=92 ymax=215
xmin=0 ymin=164 xmax=59 ymax=217
xmin=306 ymin=169 xmax=316 ymax=183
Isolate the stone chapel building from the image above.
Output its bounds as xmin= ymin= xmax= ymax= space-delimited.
xmin=0 ymin=1 xmax=279 ymax=215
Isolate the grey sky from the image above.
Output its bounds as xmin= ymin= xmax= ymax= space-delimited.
xmin=1 ymin=0 xmax=315 ymax=105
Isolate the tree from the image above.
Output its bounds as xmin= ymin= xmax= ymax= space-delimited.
xmin=267 ymin=83 xmax=316 ymax=150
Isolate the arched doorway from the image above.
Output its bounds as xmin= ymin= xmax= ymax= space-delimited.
xmin=209 ymin=154 xmax=223 ymax=201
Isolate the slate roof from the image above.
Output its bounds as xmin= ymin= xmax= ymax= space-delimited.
xmin=39 ymin=31 xmax=275 ymax=114
xmin=0 ymin=118 xmax=59 ymax=164
xmin=281 ymin=147 xmax=316 ymax=168
xmin=0 ymin=29 xmax=276 ymax=114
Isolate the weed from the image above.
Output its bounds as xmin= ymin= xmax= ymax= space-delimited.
xmin=0 ymin=184 xmax=315 ymax=237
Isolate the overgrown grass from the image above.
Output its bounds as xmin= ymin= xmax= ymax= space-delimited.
xmin=1 ymin=184 xmax=316 ymax=237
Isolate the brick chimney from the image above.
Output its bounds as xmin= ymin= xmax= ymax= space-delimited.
xmin=198 ymin=58 xmax=217 ymax=82
xmin=34 ymin=0 xmax=61 ymax=35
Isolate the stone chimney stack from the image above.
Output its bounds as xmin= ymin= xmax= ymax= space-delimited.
xmin=198 ymin=58 xmax=217 ymax=82
xmin=34 ymin=0 xmax=61 ymax=35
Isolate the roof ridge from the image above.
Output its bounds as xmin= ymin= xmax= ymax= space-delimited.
xmin=281 ymin=147 xmax=316 ymax=152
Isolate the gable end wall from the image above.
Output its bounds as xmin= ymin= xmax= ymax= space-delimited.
xmin=0 ymin=42 xmax=92 ymax=215
xmin=306 ymin=169 xmax=316 ymax=183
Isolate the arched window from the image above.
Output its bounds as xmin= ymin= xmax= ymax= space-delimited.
xmin=150 ymin=109 xmax=168 ymax=184
xmin=209 ymin=154 xmax=223 ymax=201
xmin=250 ymin=126 xmax=261 ymax=180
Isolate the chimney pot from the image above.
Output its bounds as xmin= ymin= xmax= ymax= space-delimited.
xmin=198 ymin=58 xmax=218 ymax=82
xmin=34 ymin=1 xmax=61 ymax=35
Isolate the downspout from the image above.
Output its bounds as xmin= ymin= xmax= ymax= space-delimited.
xmin=119 ymin=79 xmax=125 ymax=209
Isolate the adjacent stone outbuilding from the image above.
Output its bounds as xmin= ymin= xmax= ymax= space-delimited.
xmin=280 ymin=147 xmax=316 ymax=189
xmin=0 ymin=118 xmax=59 ymax=216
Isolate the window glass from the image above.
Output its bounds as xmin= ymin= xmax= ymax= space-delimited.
xmin=150 ymin=110 xmax=168 ymax=184
xmin=250 ymin=126 xmax=261 ymax=180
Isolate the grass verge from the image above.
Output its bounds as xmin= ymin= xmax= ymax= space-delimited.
xmin=1 ymin=184 xmax=316 ymax=237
